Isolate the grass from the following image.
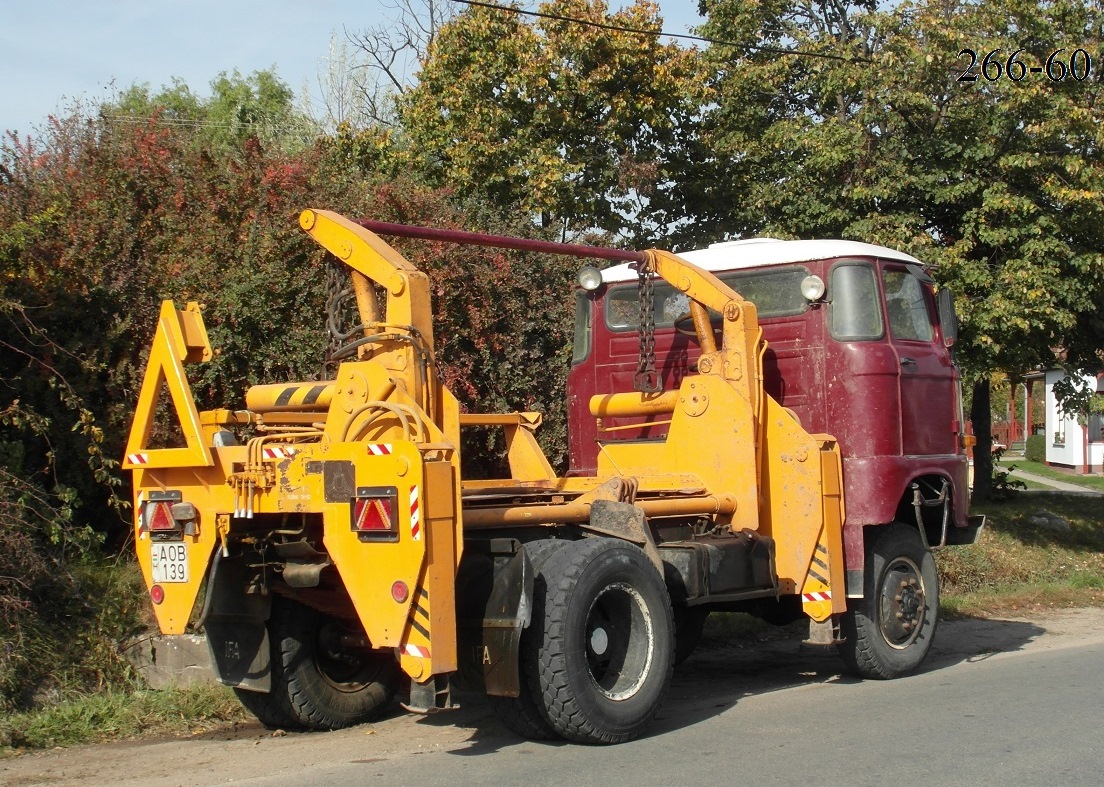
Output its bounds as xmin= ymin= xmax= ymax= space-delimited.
xmin=998 ymin=457 xmax=1104 ymax=492
xmin=0 ymin=683 xmax=247 ymax=756
xmin=937 ymin=492 xmax=1104 ymax=617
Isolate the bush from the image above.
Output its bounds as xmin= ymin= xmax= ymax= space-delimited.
xmin=1025 ymin=434 xmax=1046 ymax=463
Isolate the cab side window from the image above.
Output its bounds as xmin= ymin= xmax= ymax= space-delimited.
xmin=883 ymin=269 xmax=933 ymax=342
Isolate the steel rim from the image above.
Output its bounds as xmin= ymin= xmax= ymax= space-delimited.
xmin=315 ymin=621 xmax=386 ymax=694
xmin=584 ymin=582 xmax=654 ymax=701
xmin=877 ymin=556 xmax=926 ymax=650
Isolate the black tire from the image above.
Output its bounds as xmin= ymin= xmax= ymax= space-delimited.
xmin=673 ymin=607 xmax=708 ymax=666
xmin=531 ymin=538 xmax=674 ymax=744
xmin=233 ymin=642 xmax=303 ymax=730
xmin=273 ymin=600 xmax=400 ymax=730
xmin=489 ymin=538 xmax=570 ymax=741
xmin=838 ymin=523 xmax=939 ymax=679
xmin=231 ymin=616 xmax=302 ymax=729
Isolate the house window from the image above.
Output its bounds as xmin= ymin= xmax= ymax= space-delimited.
xmin=1090 ymin=412 xmax=1103 ymax=443
xmin=1054 ymin=419 xmax=1066 ymax=445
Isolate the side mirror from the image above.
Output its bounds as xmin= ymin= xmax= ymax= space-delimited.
xmin=936 ymin=287 xmax=958 ymax=348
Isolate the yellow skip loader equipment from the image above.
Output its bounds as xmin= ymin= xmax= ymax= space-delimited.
xmin=125 ymin=208 xmax=939 ymax=744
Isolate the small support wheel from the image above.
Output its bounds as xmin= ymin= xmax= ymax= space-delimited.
xmin=273 ymin=599 xmax=399 ymax=730
xmin=233 ymin=626 xmax=302 ymax=730
xmin=839 ymin=523 xmax=939 ymax=679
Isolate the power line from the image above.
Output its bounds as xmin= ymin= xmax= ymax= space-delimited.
xmin=448 ymin=0 xmax=871 ymax=64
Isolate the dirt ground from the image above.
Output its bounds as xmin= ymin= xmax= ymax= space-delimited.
xmin=4 ymin=606 xmax=1104 ymax=787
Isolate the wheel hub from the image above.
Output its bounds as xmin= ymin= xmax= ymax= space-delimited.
xmin=878 ymin=557 xmax=926 ymax=649
xmin=585 ymin=582 xmax=654 ymax=701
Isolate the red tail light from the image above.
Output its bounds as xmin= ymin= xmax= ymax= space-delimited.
xmin=146 ymin=501 xmax=177 ymax=531
xmin=352 ymin=487 xmax=399 ymax=541
xmin=354 ymin=498 xmax=393 ymax=531
xmin=142 ymin=493 xmax=184 ymax=535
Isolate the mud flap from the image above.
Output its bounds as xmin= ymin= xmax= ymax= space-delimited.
xmin=944 ymin=514 xmax=986 ymax=546
xmin=201 ymin=556 xmax=273 ymax=691
xmin=456 ymin=541 xmax=534 ymax=697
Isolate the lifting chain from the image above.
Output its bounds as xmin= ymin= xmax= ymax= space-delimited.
xmin=322 ymin=257 xmax=355 ymax=378
xmin=634 ymin=257 xmax=660 ymax=393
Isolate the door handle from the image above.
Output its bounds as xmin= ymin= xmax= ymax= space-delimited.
xmin=900 ymin=357 xmax=916 ymax=366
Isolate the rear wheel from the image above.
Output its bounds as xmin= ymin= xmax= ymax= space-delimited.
xmin=838 ymin=523 xmax=938 ymax=679
xmin=531 ymin=538 xmax=674 ymax=744
xmin=489 ymin=539 xmax=569 ymax=741
xmin=273 ymin=600 xmax=399 ymax=730
xmin=232 ymin=629 xmax=301 ymax=729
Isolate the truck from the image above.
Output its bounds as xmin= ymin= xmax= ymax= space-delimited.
xmin=124 ymin=209 xmax=983 ymax=745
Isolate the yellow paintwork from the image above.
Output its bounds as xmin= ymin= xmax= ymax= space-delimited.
xmin=123 ymin=301 xmax=213 ymax=471
xmin=124 ymin=208 xmax=847 ymax=695
xmin=131 ymin=451 xmax=241 ymax=633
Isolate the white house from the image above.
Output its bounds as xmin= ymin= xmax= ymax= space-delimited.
xmin=1042 ymin=369 xmax=1104 ymax=472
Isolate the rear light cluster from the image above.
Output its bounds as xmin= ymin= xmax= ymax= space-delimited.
xmin=140 ymin=492 xmax=199 ymax=538
xmin=352 ymin=486 xmax=399 ymax=542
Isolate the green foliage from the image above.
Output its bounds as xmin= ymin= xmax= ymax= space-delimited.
xmin=107 ymin=69 xmax=317 ymax=152
xmin=1025 ymin=434 xmax=1046 ymax=462
xmin=1053 ymin=373 xmax=1104 ymax=425
xmin=696 ymin=0 xmax=1104 ymax=380
xmin=399 ymin=0 xmax=706 ymax=241
xmin=0 ymin=486 xmax=149 ymax=715
xmin=989 ymin=447 xmax=1027 ymax=500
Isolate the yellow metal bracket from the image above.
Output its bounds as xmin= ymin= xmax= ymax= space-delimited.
xmin=123 ymin=300 xmax=214 ymax=470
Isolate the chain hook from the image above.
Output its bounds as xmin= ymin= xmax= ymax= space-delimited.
xmin=633 ymin=255 xmax=661 ymax=393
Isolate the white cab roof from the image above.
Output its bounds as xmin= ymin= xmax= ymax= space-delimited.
xmin=601 ymin=238 xmax=922 ymax=283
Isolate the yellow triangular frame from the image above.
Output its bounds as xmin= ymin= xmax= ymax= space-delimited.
xmin=123 ymin=301 xmax=214 ymax=469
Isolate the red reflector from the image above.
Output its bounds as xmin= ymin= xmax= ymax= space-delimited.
xmin=146 ymin=501 xmax=177 ymax=531
xmin=353 ymin=497 xmax=394 ymax=532
xmin=391 ymin=581 xmax=409 ymax=603
xmin=150 ymin=584 xmax=165 ymax=604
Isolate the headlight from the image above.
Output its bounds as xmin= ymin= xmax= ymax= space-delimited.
xmin=577 ymin=265 xmax=603 ymax=291
xmin=800 ymin=274 xmax=826 ymax=302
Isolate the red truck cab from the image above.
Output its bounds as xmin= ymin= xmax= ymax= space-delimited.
xmin=567 ymin=238 xmax=981 ymax=597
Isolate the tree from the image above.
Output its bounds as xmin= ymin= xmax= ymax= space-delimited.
xmin=696 ymin=0 xmax=1104 ymax=501
xmin=106 ymin=69 xmax=316 ymax=151
xmin=397 ymin=0 xmax=706 ymax=242
xmin=346 ymin=0 xmax=457 ymax=127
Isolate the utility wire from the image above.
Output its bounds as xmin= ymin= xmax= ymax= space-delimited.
xmin=448 ymin=0 xmax=871 ymax=63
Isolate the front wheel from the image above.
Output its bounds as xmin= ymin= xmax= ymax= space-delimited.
xmin=531 ymin=538 xmax=674 ymax=744
xmin=838 ymin=523 xmax=939 ymax=679
xmin=273 ymin=600 xmax=400 ymax=730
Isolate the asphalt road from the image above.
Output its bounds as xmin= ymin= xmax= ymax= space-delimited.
xmin=5 ymin=609 xmax=1103 ymax=786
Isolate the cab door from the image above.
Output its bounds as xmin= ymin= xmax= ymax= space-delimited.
xmin=881 ymin=266 xmax=958 ymax=457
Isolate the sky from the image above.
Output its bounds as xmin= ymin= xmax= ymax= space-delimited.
xmin=0 ymin=0 xmax=705 ymax=137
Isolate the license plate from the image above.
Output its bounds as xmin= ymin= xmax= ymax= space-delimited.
xmin=151 ymin=542 xmax=189 ymax=583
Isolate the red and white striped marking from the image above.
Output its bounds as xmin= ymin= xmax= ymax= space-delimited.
xmin=366 ymin=443 xmax=392 ymax=456
xmin=127 ymin=453 xmax=149 ymax=465
xmin=261 ymin=446 xmax=297 ymax=460
xmin=403 ymin=643 xmax=430 ymax=659
xmin=409 ymin=485 xmax=421 ymax=541
xmin=802 ymin=591 xmax=832 ymax=603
